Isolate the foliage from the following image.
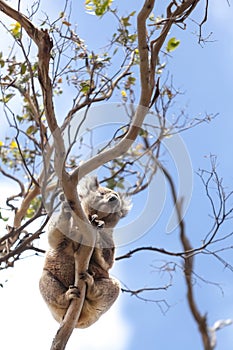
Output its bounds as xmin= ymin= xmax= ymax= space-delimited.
xmin=166 ymin=37 xmax=180 ymax=52
xmin=85 ymin=0 xmax=113 ymax=16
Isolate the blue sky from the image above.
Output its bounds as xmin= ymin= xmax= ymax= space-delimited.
xmin=0 ymin=1 xmax=233 ymax=349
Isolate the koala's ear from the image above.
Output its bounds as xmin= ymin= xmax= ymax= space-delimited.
xmin=119 ymin=193 xmax=132 ymax=217
xmin=78 ymin=176 xmax=99 ymax=197
xmin=89 ymin=176 xmax=99 ymax=191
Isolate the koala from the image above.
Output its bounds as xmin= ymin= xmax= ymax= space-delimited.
xmin=39 ymin=177 xmax=131 ymax=328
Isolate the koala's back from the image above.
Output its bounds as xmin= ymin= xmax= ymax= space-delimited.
xmin=44 ymin=247 xmax=75 ymax=288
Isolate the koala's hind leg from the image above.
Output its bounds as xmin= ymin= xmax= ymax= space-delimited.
xmin=77 ymin=275 xmax=121 ymax=328
xmin=39 ymin=270 xmax=80 ymax=323
xmin=39 ymin=270 xmax=68 ymax=307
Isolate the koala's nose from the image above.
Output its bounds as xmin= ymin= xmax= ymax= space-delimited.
xmin=108 ymin=194 xmax=118 ymax=202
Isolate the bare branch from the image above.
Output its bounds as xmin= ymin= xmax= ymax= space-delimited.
xmin=163 ymin=164 xmax=212 ymax=350
xmin=0 ymin=212 xmax=48 ymax=267
xmin=0 ymin=167 xmax=25 ymax=209
xmin=116 ymin=245 xmax=182 ymax=261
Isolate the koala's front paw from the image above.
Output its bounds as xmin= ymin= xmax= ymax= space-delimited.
xmin=66 ymin=285 xmax=80 ymax=300
xmin=79 ymin=271 xmax=94 ymax=287
xmin=90 ymin=214 xmax=105 ymax=229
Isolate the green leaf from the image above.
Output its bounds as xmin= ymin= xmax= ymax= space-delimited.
xmin=129 ymin=11 xmax=136 ymax=17
xmin=166 ymin=37 xmax=180 ymax=52
xmin=0 ymin=53 xmax=4 ymax=68
xmin=116 ymin=181 xmax=125 ymax=190
xmin=10 ymin=22 xmax=21 ymax=39
xmin=26 ymin=125 xmax=37 ymax=135
xmin=106 ymin=178 xmax=116 ymax=189
xmin=0 ymin=93 xmax=15 ymax=103
xmin=139 ymin=128 xmax=148 ymax=138
xmin=121 ymin=16 xmax=131 ymax=27
xmin=0 ymin=211 xmax=8 ymax=222
xmin=80 ymin=80 xmax=91 ymax=94
xmin=20 ymin=63 xmax=27 ymax=75
xmin=26 ymin=197 xmax=42 ymax=219
xmin=85 ymin=0 xmax=113 ymax=17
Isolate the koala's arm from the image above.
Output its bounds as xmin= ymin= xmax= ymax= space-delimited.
xmin=47 ymin=202 xmax=72 ymax=249
xmin=40 ymin=201 xmax=80 ymax=323
xmin=39 ymin=268 xmax=81 ymax=324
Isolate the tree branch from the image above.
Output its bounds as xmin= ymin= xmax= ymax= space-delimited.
xmin=0 ymin=166 xmax=25 ymax=210
xmin=162 ymin=164 xmax=212 ymax=350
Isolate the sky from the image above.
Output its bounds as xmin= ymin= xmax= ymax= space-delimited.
xmin=1 ymin=1 xmax=233 ymax=349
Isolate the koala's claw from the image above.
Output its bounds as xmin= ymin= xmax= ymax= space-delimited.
xmin=90 ymin=214 xmax=98 ymax=223
xmin=66 ymin=285 xmax=80 ymax=300
xmin=90 ymin=214 xmax=105 ymax=228
xmin=97 ymin=220 xmax=105 ymax=228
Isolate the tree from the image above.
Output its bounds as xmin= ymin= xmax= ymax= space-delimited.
xmin=0 ymin=1 xmax=232 ymax=349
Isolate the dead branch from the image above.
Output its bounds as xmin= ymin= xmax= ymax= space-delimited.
xmin=121 ymin=282 xmax=170 ymax=314
xmin=121 ymin=286 xmax=169 ymax=295
xmin=0 ymin=167 xmax=25 ymax=210
xmin=198 ymin=0 xmax=209 ymax=44
xmin=162 ymin=165 xmax=212 ymax=349
xmin=0 ymin=215 xmax=48 ymax=267
xmin=116 ymin=245 xmax=183 ymax=261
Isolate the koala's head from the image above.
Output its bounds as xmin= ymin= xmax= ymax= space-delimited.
xmin=78 ymin=176 xmax=131 ymax=228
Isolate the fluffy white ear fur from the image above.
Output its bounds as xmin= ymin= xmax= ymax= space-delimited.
xmin=119 ymin=193 xmax=132 ymax=217
xmin=77 ymin=176 xmax=99 ymax=198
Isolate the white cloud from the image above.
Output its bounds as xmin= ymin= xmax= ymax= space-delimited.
xmin=0 ymin=255 xmax=132 ymax=350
